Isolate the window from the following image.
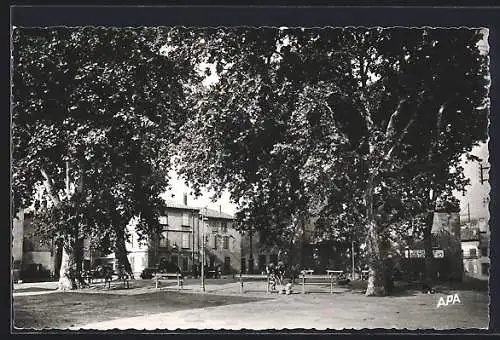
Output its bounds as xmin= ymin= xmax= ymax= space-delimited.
xmin=481 ymin=263 xmax=490 ymax=276
xmin=182 ymin=212 xmax=190 ymax=226
xmin=222 ymin=221 xmax=228 ymax=233
xmin=159 ymin=216 xmax=168 ymax=225
xmin=469 ymin=248 xmax=477 ymax=258
xmin=223 ymin=236 xmax=229 ymax=250
xmin=182 ymin=232 xmax=190 ymax=249
xmin=212 ymin=221 xmax=219 ymax=234
xmin=213 ymin=235 xmax=218 ymax=249
xmin=480 ymin=247 xmax=488 ymax=257
xmin=159 ymin=231 xmax=168 ymax=248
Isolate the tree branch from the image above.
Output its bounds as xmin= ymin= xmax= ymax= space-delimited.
xmin=40 ymin=167 xmax=62 ymax=207
xmin=427 ymin=103 xmax=446 ymax=164
xmin=385 ymin=98 xmax=407 ymax=138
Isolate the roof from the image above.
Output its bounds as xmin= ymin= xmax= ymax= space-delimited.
xmin=202 ymin=208 xmax=234 ymax=220
xmin=165 ymin=201 xmax=199 ymax=211
xmin=164 ymin=200 xmax=234 ymax=219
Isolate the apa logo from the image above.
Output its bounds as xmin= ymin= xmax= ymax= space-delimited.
xmin=436 ymin=293 xmax=461 ymax=308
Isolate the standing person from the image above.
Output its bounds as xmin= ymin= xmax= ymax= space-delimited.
xmin=192 ymin=262 xmax=199 ymax=279
xmin=290 ymin=264 xmax=298 ymax=284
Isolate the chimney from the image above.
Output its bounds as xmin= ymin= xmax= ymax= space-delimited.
xmin=183 ymin=193 xmax=188 ymax=206
xmin=219 ymin=205 xmax=222 ymax=213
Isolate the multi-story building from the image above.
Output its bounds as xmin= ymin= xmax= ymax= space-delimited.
xmin=125 ymin=196 xmax=241 ymax=278
xmin=202 ymin=208 xmax=241 ymax=275
xmin=11 ymin=195 xmax=240 ymax=281
xmin=461 ymin=219 xmax=490 ymax=280
xmin=458 ymin=142 xmax=490 ymax=281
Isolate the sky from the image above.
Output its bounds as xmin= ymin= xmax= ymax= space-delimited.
xmin=456 ymin=141 xmax=491 ymax=221
xmin=160 ymin=169 xmax=237 ymax=215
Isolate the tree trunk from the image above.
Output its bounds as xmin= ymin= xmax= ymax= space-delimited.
xmin=74 ymin=237 xmax=88 ymax=288
xmin=57 ymin=241 xmax=77 ymax=291
xmin=364 ymin=174 xmax=387 ymax=297
xmin=365 ymin=220 xmax=386 ymax=296
xmin=423 ymin=211 xmax=435 ymax=284
xmin=114 ymin=229 xmax=134 ymax=279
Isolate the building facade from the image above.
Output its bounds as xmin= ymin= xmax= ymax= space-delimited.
xmin=461 ymin=218 xmax=490 ymax=280
xmin=125 ymin=199 xmax=241 ymax=278
xmin=11 ymin=208 xmax=91 ymax=282
xmin=458 ymin=142 xmax=490 ymax=281
xmin=11 ymin=198 xmax=240 ymax=280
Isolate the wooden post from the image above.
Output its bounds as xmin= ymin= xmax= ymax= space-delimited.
xmin=155 ymin=275 xmax=159 ymax=289
xmin=330 ymin=276 xmax=333 ymax=295
xmin=302 ymin=274 xmax=305 ymax=294
xmin=177 ymin=273 xmax=180 ymax=291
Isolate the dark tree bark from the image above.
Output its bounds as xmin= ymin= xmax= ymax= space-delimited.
xmin=423 ymin=211 xmax=436 ymax=284
xmin=364 ymin=176 xmax=387 ymax=296
xmin=114 ymin=227 xmax=134 ymax=279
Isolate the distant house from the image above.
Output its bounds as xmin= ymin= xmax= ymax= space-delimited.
xmin=11 ymin=208 xmax=91 ymax=282
xmin=202 ymin=208 xmax=241 ymax=276
xmin=461 ymin=218 xmax=490 ymax=281
xmin=12 ymin=196 xmax=241 ymax=281
xmin=111 ymin=196 xmax=241 ymax=278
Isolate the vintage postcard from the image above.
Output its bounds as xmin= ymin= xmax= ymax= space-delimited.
xmin=11 ymin=16 xmax=492 ymax=331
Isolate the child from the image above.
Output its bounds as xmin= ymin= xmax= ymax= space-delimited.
xmin=285 ymin=280 xmax=293 ymax=295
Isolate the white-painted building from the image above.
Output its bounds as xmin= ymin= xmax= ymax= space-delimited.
xmin=458 ymin=142 xmax=490 ymax=281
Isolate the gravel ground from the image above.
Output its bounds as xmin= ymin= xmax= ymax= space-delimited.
xmin=75 ymin=288 xmax=489 ymax=331
xmin=13 ymin=279 xmax=489 ymax=331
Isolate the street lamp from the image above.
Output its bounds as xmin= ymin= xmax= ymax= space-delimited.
xmin=249 ymin=227 xmax=254 ymax=274
xmin=172 ymin=242 xmax=180 ymax=269
xmin=351 ymin=241 xmax=355 ymax=280
xmin=200 ymin=206 xmax=207 ymax=292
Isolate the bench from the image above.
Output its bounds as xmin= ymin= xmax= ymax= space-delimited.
xmin=154 ymin=272 xmax=184 ymax=290
xmin=102 ymin=272 xmax=130 ymax=289
xmin=326 ymin=270 xmax=344 ymax=280
xmin=300 ymin=274 xmax=336 ymax=295
xmin=239 ymin=274 xmax=271 ymax=294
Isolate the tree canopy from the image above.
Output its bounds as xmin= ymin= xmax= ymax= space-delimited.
xmin=12 ymin=27 xmax=202 ymax=288
xmin=174 ymin=27 xmax=489 ymax=295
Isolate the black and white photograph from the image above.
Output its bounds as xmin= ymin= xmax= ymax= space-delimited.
xmin=11 ymin=23 xmax=491 ymax=331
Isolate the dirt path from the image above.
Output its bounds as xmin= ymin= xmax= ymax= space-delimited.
xmin=75 ymin=290 xmax=488 ymax=330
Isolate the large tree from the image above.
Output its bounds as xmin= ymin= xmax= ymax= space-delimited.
xmin=12 ymin=27 xmax=200 ymax=289
xmin=174 ymin=27 xmax=489 ymax=296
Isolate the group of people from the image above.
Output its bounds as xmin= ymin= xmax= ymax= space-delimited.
xmin=265 ymin=261 xmax=301 ymax=294
xmin=265 ymin=262 xmax=302 ymax=284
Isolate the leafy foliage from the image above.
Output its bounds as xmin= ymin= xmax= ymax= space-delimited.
xmin=174 ymin=27 xmax=489 ymax=294
xmin=12 ymin=27 xmax=202 ymax=278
